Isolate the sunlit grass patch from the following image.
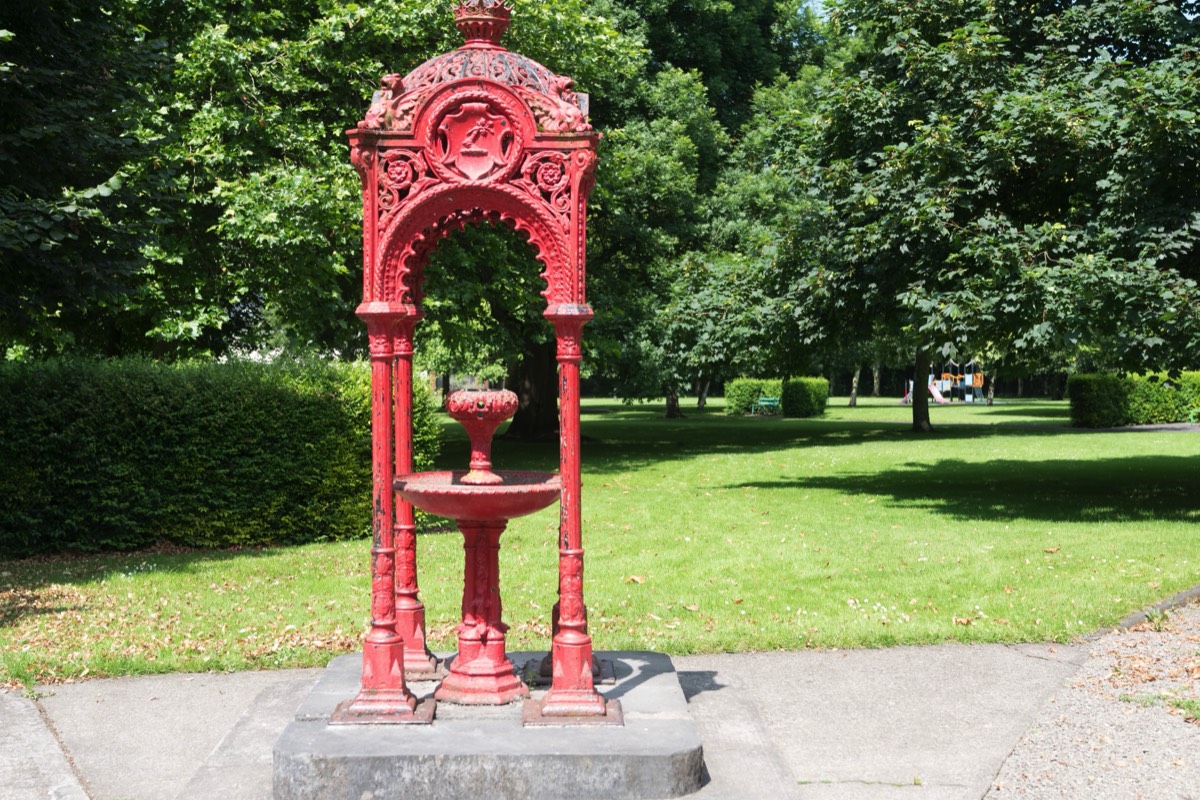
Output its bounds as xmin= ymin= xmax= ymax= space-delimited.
xmin=3 ymin=398 xmax=1198 ymax=687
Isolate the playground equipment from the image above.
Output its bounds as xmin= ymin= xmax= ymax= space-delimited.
xmin=901 ymin=359 xmax=985 ymax=405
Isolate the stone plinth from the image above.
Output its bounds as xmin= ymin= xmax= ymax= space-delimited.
xmin=273 ymin=651 xmax=704 ymax=800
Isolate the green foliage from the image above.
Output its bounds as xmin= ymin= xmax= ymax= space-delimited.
xmin=1068 ymin=372 xmax=1200 ymax=427
xmin=1126 ymin=374 xmax=1200 ymax=425
xmin=780 ymin=0 xmax=1200 ymax=390
xmin=1067 ymin=374 xmax=1132 ymax=428
xmin=607 ymin=0 xmax=817 ymax=128
xmin=782 ymin=377 xmax=828 ymax=417
xmin=1 ymin=0 xmax=649 ymax=360
xmin=588 ymin=68 xmax=735 ymax=396
xmin=0 ymin=359 xmax=440 ymax=556
xmin=725 ymin=377 xmax=783 ymax=415
xmin=0 ymin=0 xmax=161 ymax=354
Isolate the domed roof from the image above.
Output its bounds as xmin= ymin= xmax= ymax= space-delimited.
xmin=360 ymin=0 xmax=591 ymax=134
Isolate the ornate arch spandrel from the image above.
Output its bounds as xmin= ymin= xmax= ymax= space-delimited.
xmin=374 ymin=181 xmax=577 ymax=309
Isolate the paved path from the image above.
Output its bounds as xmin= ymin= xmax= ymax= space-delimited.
xmin=6 ymin=598 xmax=1199 ymax=799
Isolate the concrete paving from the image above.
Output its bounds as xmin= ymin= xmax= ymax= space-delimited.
xmin=5 ymin=641 xmax=1090 ymax=800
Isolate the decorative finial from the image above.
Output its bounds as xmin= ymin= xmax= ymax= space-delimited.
xmin=453 ymin=0 xmax=513 ymax=48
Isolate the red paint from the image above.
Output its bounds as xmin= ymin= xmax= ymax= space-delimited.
xmin=444 ymin=389 xmax=519 ymax=485
xmin=397 ymin=393 xmax=560 ymax=705
xmin=343 ymin=0 xmax=611 ymax=722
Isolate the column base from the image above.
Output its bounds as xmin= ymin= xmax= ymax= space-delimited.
xmin=523 ymin=696 xmax=623 ymax=727
xmin=329 ymin=690 xmax=434 ymax=725
xmin=403 ymin=650 xmax=443 ymax=679
xmin=534 ymin=686 xmax=611 ymax=717
xmin=435 ymin=655 xmax=529 ymax=706
xmin=396 ymin=604 xmax=440 ymax=678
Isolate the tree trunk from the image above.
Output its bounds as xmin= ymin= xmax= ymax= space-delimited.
xmin=848 ymin=364 xmax=862 ymax=407
xmin=440 ymin=370 xmax=451 ymax=404
xmin=665 ymin=389 xmax=684 ymax=418
xmin=912 ymin=348 xmax=933 ymax=433
xmin=696 ymin=379 xmax=710 ymax=409
xmin=986 ymin=369 xmax=995 ymax=406
xmin=871 ymin=362 xmax=881 ymax=397
xmin=1017 ymin=377 xmax=1024 ymax=397
xmin=503 ymin=340 xmax=559 ymax=440
xmin=1051 ymin=372 xmax=1065 ymax=401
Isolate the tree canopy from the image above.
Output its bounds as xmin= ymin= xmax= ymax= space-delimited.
xmin=767 ymin=0 xmax=1200 ymax=427
xmin=3 ymin=0 xmax=1198 ymax=432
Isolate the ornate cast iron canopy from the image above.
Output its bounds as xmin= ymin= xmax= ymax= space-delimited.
xmin=339 ymin=0 xmax=610 ymax=725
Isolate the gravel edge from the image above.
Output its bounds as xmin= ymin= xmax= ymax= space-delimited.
xmin=986 ymin=597 xmax=1200 ymax=799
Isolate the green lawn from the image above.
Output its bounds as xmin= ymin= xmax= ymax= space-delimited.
xmin=3 ymin=396 xmax=1198 ymax=687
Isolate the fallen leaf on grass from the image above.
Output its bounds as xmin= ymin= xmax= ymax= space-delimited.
xmin=625 ymin=575 xmax=644 ymax=584
xmin=953 ymin=617 xmax=974 ymax=626
xmin=1044 ymin=546 xmax=1060 ymax=554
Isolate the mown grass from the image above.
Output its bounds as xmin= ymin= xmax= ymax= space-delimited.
xmin=3 ymin=396 xmax=1198 ymax=686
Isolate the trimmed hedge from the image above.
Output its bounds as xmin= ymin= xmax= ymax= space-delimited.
xmin=781 ymin=377 xmax=829 ymax=418
xmin=0 ymin=359 xmax=441 ymax=556
xmin=725 ymin=378 xmax=783 ymax=415
xmin=725 ymin=377 xmax=828 ymax=417
xmin=1068 ymin=372 xmax=1200 ymax=428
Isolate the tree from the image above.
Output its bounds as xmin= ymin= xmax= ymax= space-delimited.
xmin=778 ymin=0 xmax=1200 ymax=432
xmin=584 ymin=68 xmax=733 ymax=408
xmin=648 ymin=251 xmax=781 ymax=416
xmin=607 ymin=0 xmax=820 ymax=128
xmin=1 ymin=0 xmax=650 ymax=364
xmin=0 ymin=0 xmax=161 ymax=355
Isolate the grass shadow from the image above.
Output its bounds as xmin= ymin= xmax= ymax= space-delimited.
xmin=737 ymin=455 xmax=1200 ymax=524
xmin=442 ymin=405 xmax=1099 ymax=478
xmin=981 ymin=406 xmax=1072 ymax=419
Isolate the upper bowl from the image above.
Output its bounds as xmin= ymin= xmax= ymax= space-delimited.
xmin=395 ymin=470 xmax=561 ymax=521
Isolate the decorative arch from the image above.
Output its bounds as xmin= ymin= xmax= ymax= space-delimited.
xmin=375 ymin=181 xmax=572 ymax=308
xmin=338 ymin=0 xmax=610 ymax=724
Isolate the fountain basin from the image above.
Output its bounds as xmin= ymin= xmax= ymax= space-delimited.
xmin=395 ymin=470 xmax=561 ymax=521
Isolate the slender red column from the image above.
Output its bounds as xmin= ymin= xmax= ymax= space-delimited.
xmin=539 ymin=306 xmax=607 ymax=717
xmin=331 ymin=314 xmax=423 ymax=723
xmin=392 ymin=313 xmax=439 ymax=676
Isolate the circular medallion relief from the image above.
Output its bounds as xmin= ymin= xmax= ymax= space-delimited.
xmin=425 ymin=93 xmax=525 ymax=184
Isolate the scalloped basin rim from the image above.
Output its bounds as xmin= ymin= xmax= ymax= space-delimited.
xmin=394 ymin=470 xmax=562 ymax=520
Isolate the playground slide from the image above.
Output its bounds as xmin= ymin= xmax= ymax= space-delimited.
xmin=928 ymin=383 xmax=949 ymax=404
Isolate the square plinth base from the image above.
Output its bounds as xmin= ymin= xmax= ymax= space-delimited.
xmin=273 ymin=651 xmax=705 ymax=800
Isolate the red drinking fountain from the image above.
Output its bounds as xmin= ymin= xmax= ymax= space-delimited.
xmin=395 ymin=389 xmax=560 ymax=705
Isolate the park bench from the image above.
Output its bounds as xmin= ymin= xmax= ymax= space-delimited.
xmin=753 ymin=396 xmax=781 ymax=415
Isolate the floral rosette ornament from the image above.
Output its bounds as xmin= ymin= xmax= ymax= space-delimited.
xmin=378 ymin=150 xmax=430 ymax=214
xmin=520 ymin=152 xmax=571 ymax=214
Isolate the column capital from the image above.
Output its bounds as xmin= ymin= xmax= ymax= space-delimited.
xmin=546 ymin=304 xmax=592 ymax=363
xmin=358 ymin=302 xmax=423 ymax=358
xmin=543 ymin=303 xmax=593 ymax=323
xmin=356 ymin=300 xmax=424 ymax=322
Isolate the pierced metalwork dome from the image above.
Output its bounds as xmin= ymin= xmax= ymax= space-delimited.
xmin=360 ymin=0 xmax=590 ymax=134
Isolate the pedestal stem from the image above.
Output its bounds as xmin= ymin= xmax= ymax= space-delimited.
xmin=435 ymin=520 xmax=528 ymax=705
